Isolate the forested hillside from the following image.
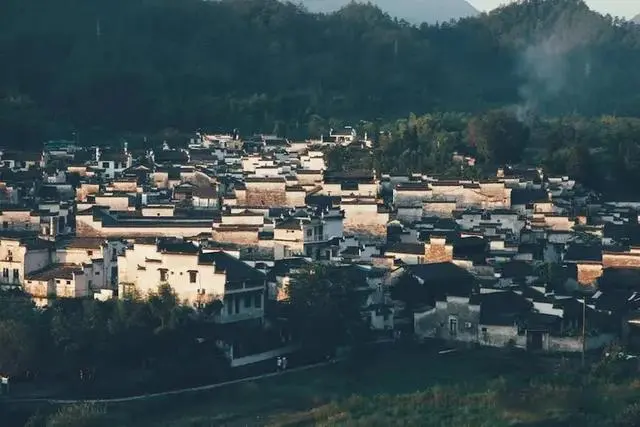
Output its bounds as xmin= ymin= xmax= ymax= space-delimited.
xmin=1 ymin=0 xmax=640 ymax=145
xmin=297 ymin=0 xmax=479 ymax=25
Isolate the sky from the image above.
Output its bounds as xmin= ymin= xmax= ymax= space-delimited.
xmin=471 ymin=0 xmax=639 ymax=18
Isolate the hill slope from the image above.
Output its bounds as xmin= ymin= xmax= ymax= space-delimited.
xmin=1 ymin=0 xmax=640 ymax=143
xmin=633 ymin=13 xmax=640 ymax=23
xmin=298 ymin=0 xmax=479 ymax=24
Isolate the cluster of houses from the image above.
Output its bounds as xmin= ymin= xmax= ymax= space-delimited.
xmin=1 ymin=130 xmax=640 ymax=357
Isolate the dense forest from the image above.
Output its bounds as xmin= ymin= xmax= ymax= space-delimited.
xmin=1 ymin=0 xmax=640 ymax=145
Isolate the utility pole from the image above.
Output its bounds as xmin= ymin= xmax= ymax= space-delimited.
xmin=582 ymin=296 xmax=587 ymax=368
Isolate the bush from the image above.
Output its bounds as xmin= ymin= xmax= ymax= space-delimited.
xmin=45 ymin=404 xmax=110 ymax=427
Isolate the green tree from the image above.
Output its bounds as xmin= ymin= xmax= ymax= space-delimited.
xmin=287 ymin=265 xmax=369 ymax=353
xmin=0 ymin=319 xmax=36 ymax=377
xmin=470 ymin=110 xmax=529 ymax=165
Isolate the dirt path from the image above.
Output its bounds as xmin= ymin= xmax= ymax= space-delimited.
xmin=6 ymin=360 xmax=336 ymax=405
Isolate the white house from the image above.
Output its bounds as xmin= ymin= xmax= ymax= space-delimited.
xmin=118 ymin=239 xmax=266 ymax=323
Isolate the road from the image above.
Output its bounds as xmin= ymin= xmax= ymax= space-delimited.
xmin=6 ymin=359 xmax=338 ymax=405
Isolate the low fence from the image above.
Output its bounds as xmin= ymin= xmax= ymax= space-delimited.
xmin=548 ymin=333 xmax=616 ymax=353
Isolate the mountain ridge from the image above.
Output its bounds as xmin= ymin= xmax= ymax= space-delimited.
xmin=2 ymin=0 xmax=640 ymax=142
xmin=297 ymin=0 xmax=479 ymax=24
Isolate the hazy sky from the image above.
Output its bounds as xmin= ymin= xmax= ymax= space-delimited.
xmin=471 ymin=0 xmax=639 ymax=18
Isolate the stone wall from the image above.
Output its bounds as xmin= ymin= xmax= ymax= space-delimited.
xmin=479 ymin=324 xmax=524 ymax=348
xmin=603 ymin=252 xmax=640 ymax=269
xmin=414 ymin=298 xmax=480 ymax=344
xmin=425 ymin=239 xmax=453 ymax=263
xmin=211 ymin=229 xmax=259 ymax=246
xmin=245 ymin=183 xmax=287 ymax=206
xmin=576 ymin=263 xmax=603 ymax=285
xmin=423 ymin=201 xmax=457 ymax=218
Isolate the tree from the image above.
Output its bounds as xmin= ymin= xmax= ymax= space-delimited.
xmin=147 ymin=283 xmax=181 ymax=332
xmin=470 ymin=110 xmax=529 ymax=165
xmin=287 ymin=265 xmax=368 ymax=353
xmin=0 ymin=319 xmax=37 ymax=377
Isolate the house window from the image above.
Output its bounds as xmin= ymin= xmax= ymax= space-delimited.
xmin=226 ymin=297 xmax=232 ymax=315
xmin=2 ymin=268 xmax=8 ymax=278
xmin=94 ymin=270 xmax=100 ymax=275
xmin=234 ymin=297 xmax=240 ymax=314
xmin=189 ymin=271 xmax=197 ymax=284
xmin=87 ymin=250 xmax=93 ymax=256
xmin=448 ymin=316 xmax=458 ymax=336
xmin=159 ymin=269 xmax=168 ymax=282
xmin=254 ymin=293 xmax=262 ymax=308
xmin=2 ymin=221 xmax=7 ymax=229
xmin=12 ymin=269 xmax=19 ymax=280
xmin=66 ymin=280 xmax=71 ymax=285
xmin=482 ymin=327 xmax=488 ymax=342
xmin=306 ymin=229 xmax=313 ymax=237
xmin=102 ymin=162 xmax=110 ymax=168
xmin=244 ymin=295 xmax=251 ymax=308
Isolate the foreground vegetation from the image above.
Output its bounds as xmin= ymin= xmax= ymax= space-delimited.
xmin=8 ymin=345 xmax=640 ymax=426
xmin=0 ymin=286 xmax=230 ymax=398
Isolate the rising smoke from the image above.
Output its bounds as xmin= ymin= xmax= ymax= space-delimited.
xmin=514 ymin=5 xmax=599 ymax=123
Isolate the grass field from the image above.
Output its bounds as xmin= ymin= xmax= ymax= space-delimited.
xmin=14 ymin=343 xmax=640 ymax=426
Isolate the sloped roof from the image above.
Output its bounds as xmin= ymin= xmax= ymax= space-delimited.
xmin=407 ymin=262 xmax=476 ymax=298
xmin=198 ymin=251 xmax=265 ymax=282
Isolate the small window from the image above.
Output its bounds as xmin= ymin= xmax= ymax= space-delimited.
xmin=160 ymin=269 xmax=168 ymax=282
xmin=189 ymin=271 xmax=197 ymax=284
xmin=254 ymin=293 xmax=262 ymax=308
xmin=66 ymin=280 xmax=71 ymax=285
xmin=306 ymin=229 xmax=313 ymax=237
xmin=12 ymin=269 xmax=19 ymax=280
xmin=2 ymin=221 xmax=7 ymax=229
xmin=449 ymin=317 xmax=458 ymax=336
xmin=94 ymin=271 xmax=100 ymax=275
xmin=102 ymin=161 xmax=110 ymax=168
xmin=2 ymin=268 xmax=8 ymax=278
xmin=56 ymin=279 xmax=60 ymax=284
xmin=87 ymin=250 xmax=93 ymax=256
xmin=244 ymin=296 xmax=251 ymax=308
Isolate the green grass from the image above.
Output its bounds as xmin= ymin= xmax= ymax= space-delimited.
xmin=19 ymin=345 xmax=640 ymax=426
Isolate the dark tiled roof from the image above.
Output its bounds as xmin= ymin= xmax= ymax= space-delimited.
xmin=407 ymin=262 xmax=476 ymax=298
xmin=3 ymin=151 xmax=42 ymax=162
xmin=157 ymin=239 xmax=199 ymax=254
xmin=564 ymin=244 xmax=602 ymax=263
xmin=198 ymin=251 xmax=265 ymax=282
xmin=386 ymin=243 xmax=424 ymax=255
xmin=27 ymin=263 xmax=83 ymax=281
xmin=598 ymin=268 xmax=640 ymax=292
xmin=275 ymin=217 xmax=302 ymax=230
xmin=267 ymin=257 xmax=311 ymax=280
xmin=475 ymin=291 xmax=533 ymax=326
xmin=324 ymin=170 xmax=374 ymax=184
xmin=511 ymin=189 xmax=548 ymax=205
xmin=500 ymin=260 xmax=535 ymax=279
xmin=58 ymin=237 xmax=106 ymax=250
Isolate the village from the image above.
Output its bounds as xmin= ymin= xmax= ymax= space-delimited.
xmin=0 ymin=126 xmax=639 ymax=377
